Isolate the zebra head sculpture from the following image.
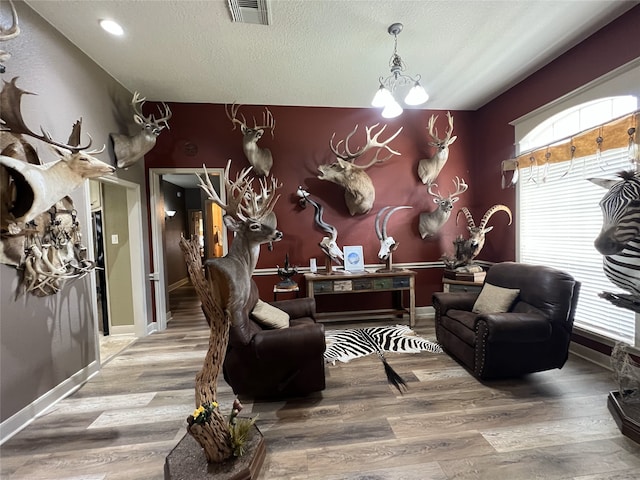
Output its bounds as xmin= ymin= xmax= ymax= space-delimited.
xmin=589 ymin=170 xmax=640 ymax=299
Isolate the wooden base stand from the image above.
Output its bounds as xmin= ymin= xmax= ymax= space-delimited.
xmin=607 ymin=390 xmax=640 ymax=444
xmin=164 ymin=425 xmax=266 ymax=480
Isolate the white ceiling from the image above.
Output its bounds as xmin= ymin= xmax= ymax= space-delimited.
xmin=24 ymin=0 xmax=638 ymax=111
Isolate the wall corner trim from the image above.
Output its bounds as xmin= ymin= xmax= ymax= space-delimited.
xmin=0 ymin=360 xmax=100 ymax=445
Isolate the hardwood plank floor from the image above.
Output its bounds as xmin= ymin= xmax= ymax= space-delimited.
xmin=2 ymin=284 xmax=639 ymax=480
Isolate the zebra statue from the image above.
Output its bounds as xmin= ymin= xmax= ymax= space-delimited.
xmin=589 ymin=170 xmax=640 ymax=312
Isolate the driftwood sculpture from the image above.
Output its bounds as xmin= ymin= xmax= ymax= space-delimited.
xmin=225 ymin=103 xmax=275 ymax=177
xmin=0 ymin=0 xmax=19 ymax=73
xmin=180 ymin=160 xmax=281 ymax=463
xmin=318 ymin=123 xmax=402 ymax=216
xmin=297 ymin=186 xmax=344 ymax=268
xmin=417 ymin=112 xmax=457 ymax=185
xmin=375 ymin=205 xmax=412 ymax=272
xmin=442 ymin=204 xmax=512 ymax=270
xmin=110 ymin=92 xmax=172 ymax=169
xmin=589 ymin=171 xmax=640 ymax=312
xmin=418 ymin=176 xmax=468 ymax=239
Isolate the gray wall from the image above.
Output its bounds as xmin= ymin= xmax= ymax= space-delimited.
xmin=0 ymin=1 xmax=152 ymax=427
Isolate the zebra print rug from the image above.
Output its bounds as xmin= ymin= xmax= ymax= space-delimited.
xmin=324 ymin=324 xmax=443 ymax=364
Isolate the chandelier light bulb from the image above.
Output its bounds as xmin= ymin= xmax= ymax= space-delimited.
xmin=372 ymin=23 xmax=428 ymax=117
xmin=381 ymin=100 xmax=403 ymax=119
xmin=372 ymin=85 xmax=394 ymax=107
xmin=405 ymin=82 xmax=429 ymax=106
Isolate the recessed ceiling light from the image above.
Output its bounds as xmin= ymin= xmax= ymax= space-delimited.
xmin=100 ymin=19 xmax=124 ymax=36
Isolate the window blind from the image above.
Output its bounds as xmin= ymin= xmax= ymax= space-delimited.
xmin=518 ymin=148 xmax=636 ymax=343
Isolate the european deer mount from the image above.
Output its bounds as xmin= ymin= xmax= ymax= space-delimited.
xmin=375 ymin=205 xmax=412 ymax=272
xmin=110 ymin=91 xmax=172 ymax=169
xmin=318 ymin=123 xmax=403 ymax=216
xmin=418 ymin=176 xmax=468 ymax=239
xmin=442 ymin=204 xmax=512 ymax=270
xmin=0 ymin=0 xmax=19 ymax=74
xmin=296 ymin=186 xmax=344 ymax=265
xmin=0 ymin=77 xmax=114 ymax=230
xmin=417 ymin=111 xmax=457 ymax=185
xmin=226 ymin=103 xmax=275 ymax=177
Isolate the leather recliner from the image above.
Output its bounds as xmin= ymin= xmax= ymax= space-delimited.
xmin=223 ymin=280 xmax=326 ymax=398
xmin=432 ymin=262 xmax=581 ymax=380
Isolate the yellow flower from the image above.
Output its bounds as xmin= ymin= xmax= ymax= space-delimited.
xmin=212 ymin=401 xmax=219 ymax=408
xmin=192 ymin=405 xmax=205 ymax=418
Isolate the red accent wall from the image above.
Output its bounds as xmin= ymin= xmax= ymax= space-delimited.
xmin=146 ymin=105 xmax=477 ymax=307
xmin=146 ymin=5 xmax=640 ymax=312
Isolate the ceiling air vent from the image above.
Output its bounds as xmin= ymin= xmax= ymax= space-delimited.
xmin=227 ymin=0 xmax=270 ymax=25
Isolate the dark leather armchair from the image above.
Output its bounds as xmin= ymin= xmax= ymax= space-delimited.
xmin=223 ymin=280 xmax=326 ymax=398
xmin=432 ymin=262 xmax=580 ymax=380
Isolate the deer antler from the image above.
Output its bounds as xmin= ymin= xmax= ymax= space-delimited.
xmin=448 ymin=176 xmax=468 ymax=199
xmin=197 ymin=160 xmax=280 ymax=222
xmin=225 ymin=102 xmax=248 ymax=131
xmin=478 ymin=204 xmax=512 ymax=230
xmin=0 ymin=77 xmax=93 ymax=151
xmin=330 ymin=123 xmax=403 ymax=169
xmin=251 ymin=107 xmax=275 ymax=138
xmin=427 ymin=111 xmax=454 ymax=145
xmin=131 ymin=91 xmax=171 ymax=130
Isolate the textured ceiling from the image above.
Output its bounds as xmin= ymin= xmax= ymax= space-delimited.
xmin=23 ymin=0 xmax=638 ymax=111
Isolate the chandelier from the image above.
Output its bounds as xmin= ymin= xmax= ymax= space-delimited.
xmin=371 ymin=23 xmax=429 ymax=118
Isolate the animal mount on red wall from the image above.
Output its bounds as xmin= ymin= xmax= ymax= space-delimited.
xmin=110 ymin=91 xmax=172 ymax=169
xmin=225 ymin=103 xmax=275 ymax=177
xmin=442 ymin=204 xmax=512 ymax=270
xmin=417 ymin=112 xmax=457 ymax=185
xmin=297 ymin=186 xmax=344 ymax=269
xmin=318 ymin=123 xmax=402 ymax=216
xmin=418 ymin=176 xmax=468 ymax=239
xmin=375 ymin=205 xmax=412 ymax=272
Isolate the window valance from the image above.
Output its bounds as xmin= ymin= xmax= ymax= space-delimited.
xmin=502 ymin=110 xmax=639 ymax=174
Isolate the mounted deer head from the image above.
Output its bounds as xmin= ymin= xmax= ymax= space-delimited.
xmin=451 ymin=204 xmax=512 ymax=266
xmin=0 ymin=0 xmax=19 ymax=74
xmin=318 ymin=123 xmax=403 ymax=216
xmin=417 ymin=112 xmax=457 ymax=185
xmin=226 ymin=103 xmax=275 ymax=177
xmin=110 ymin=92 xmax=172 ymax=169
xmin=0 ymin=77 xmax=114 ymax=228
xmin=418 ymin=176 xmax=468 ymax=239
xmin=296 ymin=186 xmax=344 ymax=264
xmin=375 ymin=205 xmax=412 ymax=261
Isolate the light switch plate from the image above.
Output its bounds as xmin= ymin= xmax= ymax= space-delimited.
xmin=111 ymin=234 xmax=119 ymax=245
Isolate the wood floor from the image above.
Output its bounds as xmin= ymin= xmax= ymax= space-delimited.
xmin=2 ymin=284 xmax=639 ymax=480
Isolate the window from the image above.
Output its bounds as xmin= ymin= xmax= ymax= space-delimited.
xmin=518 ymin=96 xmax=638 ymax=344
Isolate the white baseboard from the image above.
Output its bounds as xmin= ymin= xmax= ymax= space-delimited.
xmin=168 ymin=277 xmax=190 ymax=292
xmin=416 ymin=306 xmax=435 ymax=318
xmin=569 ymin=341 xmax=613 ymax=371
xmin=0 ymin=360 xmax=100 ymax=445
xmin=146 ymin=321 xmax=158 ymax=335
xmin=109 ymin=325 xmax=135 ymax=335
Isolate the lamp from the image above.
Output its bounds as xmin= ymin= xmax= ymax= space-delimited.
xmin=165 ymin=209 xmax=177 ymax=218
xmin=372 ymin=23 xmax=429 ymax=118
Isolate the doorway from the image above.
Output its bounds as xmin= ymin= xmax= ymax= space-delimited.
xmin=87 ymin=177 xmax=148 ymax=364
xmin=149 ymin=168 xmax=226 ymax=330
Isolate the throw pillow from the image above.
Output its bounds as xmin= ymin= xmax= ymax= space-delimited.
xmin=472 ymin=283 xmax=520 ymax=314
xmin=251 ymin=299 xmax=290 ymax=329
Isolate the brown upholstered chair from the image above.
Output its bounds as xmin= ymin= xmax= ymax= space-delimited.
xmin=432 ymin=262 xmax=580 ymax=380
xmin=223 ymin=279 xmax=326 ymax=398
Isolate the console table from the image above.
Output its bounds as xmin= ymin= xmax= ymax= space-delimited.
xmin=304 ymin=270 xmax=416 ymax=327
